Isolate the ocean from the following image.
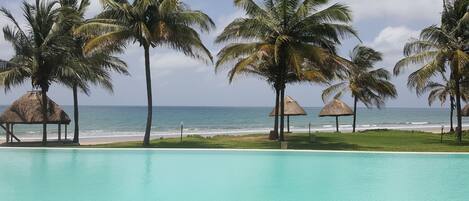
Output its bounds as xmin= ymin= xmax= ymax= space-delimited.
xmin=0 ymin=106 xmax=466 ymax=138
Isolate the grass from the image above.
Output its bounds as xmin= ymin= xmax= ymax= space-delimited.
xmin=88 ymin=130 xmax=469 ymax=152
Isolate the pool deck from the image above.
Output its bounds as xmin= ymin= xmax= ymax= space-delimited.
xmin=1 ymin=146 xmax=469 ymax=155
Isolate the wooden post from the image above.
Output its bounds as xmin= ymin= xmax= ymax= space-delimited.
xmin=58 ymin=124 xmax=62 ymax=141
xmin=180 ymin=122 xmax=184 ymax=143
xmin=10 ymin=124 xmax=14 ymax=143
xmin=335 ymin=116 xmax=339 ymax=133
xmin=287 ymin=116 xmax=290 ymax=133
xmin=441 ymin=125 xmax=444 ymax=144
xmin=65 ymin=124 xmax=68 ymax=140
xmin=5 ymin=124 xmax=9 ymax=143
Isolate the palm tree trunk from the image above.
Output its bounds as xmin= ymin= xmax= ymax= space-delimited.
xmin=450 ymin=96 xmax=455 ymax=133
xmin=455 ymin=77 xmax=463 ymax=143
xmin=41 ymin=88 xmax=48 ymax=145
xmin=279 ymin=87 xmax=286 ymax=141
xmin=273 ymin=88 xmax=280 ymax=140
xmin=353 ymin=96 xmax=358 ymax=133
xmin=73 ymin=85 xmax=79 ymax=143
xmin=143 ymin=45 xmax=153 ymax=146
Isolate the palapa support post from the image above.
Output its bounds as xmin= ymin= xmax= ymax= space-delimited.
xmin=441 ymin=125 xmax=444 ymax=144
xmin=287 ymin=116 xmax=290 ymax=133
xmin=1 ymin=124 xmax=20 ymax=143
xmin=58 ymin=124 xmax=62 ymax=142
xmin=10 ymin=124 xmax=14 ymax=143
xmin=180 ymin=122 xmax=184 ymax=143
xmin=335 ymin=116 xmax=339 ymax=133
xmin=65 ymin=124 xmax=68 ymax=140
xmin=5 ymin=123 xmax=9 ymax=143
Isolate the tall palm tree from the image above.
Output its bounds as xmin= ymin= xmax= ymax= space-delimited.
xmin=394 ymin=0 xmax=469 ymax=143
xmin=322 ymin=45 xmax=397 ymax=133
xmin=221 ymin=52 xmax=329 ymax=139
xmin=75 ymin=0 xmax=214 ymax=146
xmin=216 ymin=0 xmax=357 ymax=141
xmin=57 ymin=0 xmax=129 ymax=144
xmin=0 ymin=0 xmax=73 ymax=145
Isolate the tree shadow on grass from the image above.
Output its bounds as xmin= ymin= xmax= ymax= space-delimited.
xmin=286 ymin=135 xmax=380 ymax=150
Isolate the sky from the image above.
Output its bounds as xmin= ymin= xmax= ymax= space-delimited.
xmin=0 ymin=0 xmax=445 ymax=108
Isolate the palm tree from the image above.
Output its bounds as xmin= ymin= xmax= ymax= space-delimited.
xmin=0 ymin=0 xmax=73 ymax=145
xmin=216 ymin=0 xmax=357 ymax=141
xmin=220 ymin=52 xmax=329 ymax=140
xmin=322 ymin=45 xmax=397 ymax=133
xmin=75 ymin=0 xmax=214 ymax=146
xmin=394 ymin=0 xmax=469 ymax=143
xmin=57 ymin=0 xmax=129 ymax=144
xmin=420 ymin=73 xmax=469 ymax=132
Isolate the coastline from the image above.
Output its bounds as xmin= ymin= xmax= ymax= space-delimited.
xmin=0 ymin=125 xmax=453 ymax=145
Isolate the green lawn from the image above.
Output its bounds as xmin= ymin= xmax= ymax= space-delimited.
xmin=90 ymin=130 xmax=469 ymax=152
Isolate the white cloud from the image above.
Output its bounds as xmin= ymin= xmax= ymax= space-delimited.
xmin=212 ymin=10 xmax=245 ymax=37
xmin=365 ymin=26 xmax=420 ymax=67
xmin=85 ymin=0 xmax=102 ymax=18
xmin=148 ymin=52 xmax=208 ymax=77
xmin=337 ymin=0 xmax=442 ymax=22
xmin=0 ymin=13 xmax=15 ymax=59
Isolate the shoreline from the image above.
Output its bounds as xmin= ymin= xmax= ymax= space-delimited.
xmin=0 ymin=125 xmax=454 ymax=145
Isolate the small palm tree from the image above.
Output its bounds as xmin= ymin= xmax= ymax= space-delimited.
xmin=420 ymin=73 xmax=469 ymax=132
xmin=0 ymin=0 xmax=73 ymax=145
xmin=216 ymin=0 xmax=357 ymax=141
xmin=394 ymin=0 xmax=469 ymax=143
xmin=57 ymin=0 xmax=129 ymax=144
xmin=323 ymin=45 xmax=397 ymax=133
xmin=76 ymin=0 xmax=214 ymax=146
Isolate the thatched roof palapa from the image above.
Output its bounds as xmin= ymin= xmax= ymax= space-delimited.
xmin=319 ymin=99 xmax=353 ymax=117
xmin=269 ymin=96 xmax=307 ymax=116
xmin=0 ymin=91 xmax=71 ymax=124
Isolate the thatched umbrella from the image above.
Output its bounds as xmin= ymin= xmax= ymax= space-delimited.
xmin=319 ymin=99 xmax=353 ymax=132
xmin=0 ymin=91 xmax=71 ymax=143
xmin=270 ymin=96 xmax=307 ymax=132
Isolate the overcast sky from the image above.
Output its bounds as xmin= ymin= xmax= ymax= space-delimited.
xmin=0 ymin=0 xmax=445 ymax=108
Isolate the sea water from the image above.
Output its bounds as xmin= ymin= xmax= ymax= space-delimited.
xmin=0 ymin=149 xmax=468 ymax=201
xmin=0 ymin=106 xmax=465 ymax=138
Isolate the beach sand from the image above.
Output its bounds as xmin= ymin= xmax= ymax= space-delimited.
xmin=0 ymin=126 xmax=449 ymax=146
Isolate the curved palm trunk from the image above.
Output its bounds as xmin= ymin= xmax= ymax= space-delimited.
xmin=41 ymin=88 xmax=48 ymax=145
xmin=353 ymin=96 xmax=358 ymax=133
xmin=272 ymin=88 xmax=280 ymax=140
xmin=143 ymin=45 xmax=153 ymax=146
xmin=73 ymin=85 xmax=80 ymax=143
xmin=279 ymin=87 xmax=286 ymax=141
xmin=450 ymin=96 xmax=455 ymax=133
xmin=455 ymin=77 xmax=463 ymax=143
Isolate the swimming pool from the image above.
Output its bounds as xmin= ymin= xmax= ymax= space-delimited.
xmin=0 ymin=148 xmax=468 ymax=201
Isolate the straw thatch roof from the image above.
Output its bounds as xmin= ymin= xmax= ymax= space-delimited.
xmin=463 ymin=104 xmax=469 ymax=117
xmin=0 ymin=91 xmax=71 ymax=124
xmin=319 ymin=99 xmax=353 ymax=117
xmin=269 ymin=96 xmax=307 ymax=116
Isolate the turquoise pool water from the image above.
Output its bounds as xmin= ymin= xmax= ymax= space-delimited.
xmin=0 ymin=149 xmax=468 ymax=201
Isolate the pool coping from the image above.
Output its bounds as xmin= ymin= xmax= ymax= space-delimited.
xmin=1 ymin=147 xmax=469 ymax=155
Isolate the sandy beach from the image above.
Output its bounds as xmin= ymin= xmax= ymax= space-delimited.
xmin=0 ymin=125 xmax=450 ymax=146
